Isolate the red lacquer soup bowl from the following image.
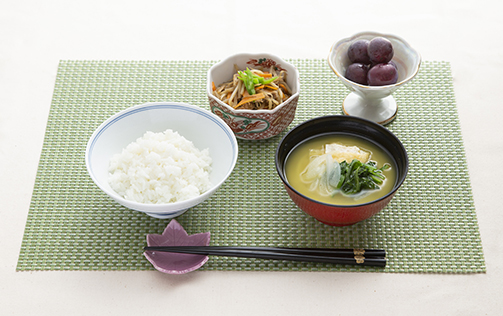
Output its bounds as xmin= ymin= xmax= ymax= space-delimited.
xmin=275 ymin=115 xmax=409 ymax=226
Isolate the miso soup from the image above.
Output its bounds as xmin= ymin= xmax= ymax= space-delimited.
xmin=285 ymin=134 xmax=397 ymax=205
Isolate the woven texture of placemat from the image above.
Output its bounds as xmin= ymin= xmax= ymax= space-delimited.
xmin=16 ymin=60 xmax=485 ymax=273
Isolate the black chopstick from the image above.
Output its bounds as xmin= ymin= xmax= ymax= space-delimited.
xmin=144 ymin=246 xmax=385 ymax=258
xmin=143 ymin=246 xmax=386 ymax=267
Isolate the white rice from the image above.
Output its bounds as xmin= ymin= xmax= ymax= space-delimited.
xmin=108 ymin=129 xmax=212 ymax=204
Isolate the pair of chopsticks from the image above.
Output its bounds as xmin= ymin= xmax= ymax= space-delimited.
xmin=143 ymin=246 xmax=386 ymax=267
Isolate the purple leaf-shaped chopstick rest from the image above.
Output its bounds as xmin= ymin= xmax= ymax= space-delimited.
xmin=144 ymin=219 xmax=211 ymax=274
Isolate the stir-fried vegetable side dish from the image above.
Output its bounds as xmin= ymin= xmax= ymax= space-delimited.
xmin=212 ymin=65 xmax=293 ymax=110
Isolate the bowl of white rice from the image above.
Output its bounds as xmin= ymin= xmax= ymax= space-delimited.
xmin=85 ymin=102 xmax=238 ymax=219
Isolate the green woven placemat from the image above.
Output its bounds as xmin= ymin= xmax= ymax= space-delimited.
xmin=17 ymin=60 xmax=485 ymax=273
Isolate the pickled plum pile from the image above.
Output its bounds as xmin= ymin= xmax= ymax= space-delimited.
xmin=344 ymin=37 xmax=398 ymax=86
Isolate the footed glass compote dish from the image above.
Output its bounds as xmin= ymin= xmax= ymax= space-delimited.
xmin=328 ymin=31 xmax=421 ymax=125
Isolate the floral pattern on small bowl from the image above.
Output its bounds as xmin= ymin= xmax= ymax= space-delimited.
xmin=246 ymin=58 xmax=287 ymax=72
xmin=144 ymin=220 xmax=210 ymax=274
xmin=211 ymin=106 xmax=270 ymax=135
xmin=209 ymin=95 xmax=298 ymax=140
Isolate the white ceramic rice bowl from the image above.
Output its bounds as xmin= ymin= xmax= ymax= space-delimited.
xmin=85 ymin=102 xmax=238 ymax=219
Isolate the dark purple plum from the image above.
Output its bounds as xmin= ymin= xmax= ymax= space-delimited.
xmin=368 ymin=37 xmax=394 ymax=64
xmin=367 ymin=63 xmax=398 ymax=86
xmin=347 ymin=40 xmax=371 ymax=64
xmin=345 ymin=63 xmax=369 ymax=85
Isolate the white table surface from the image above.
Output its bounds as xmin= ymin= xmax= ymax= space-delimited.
xmin=2 ymin=0 xmax=502 ymax=314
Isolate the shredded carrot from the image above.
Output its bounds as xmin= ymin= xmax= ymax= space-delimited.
xmin=256 ymin=84 xmax=278 ymax=92
xmin=212 ymin=81 xmax=216 ymax=91
xmin=264 ymin=84 xmax=278 ymax=90
xmin=234 ymin=93 xmax=265 ymax=109
xmin=256 ymin=72 xmax=272 ymax=78
xmin=279 ymin=83 xmax=287 ymax=91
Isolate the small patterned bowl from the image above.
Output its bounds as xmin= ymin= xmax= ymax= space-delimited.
xmin=207 ymin=53 xmax=300 ymax=140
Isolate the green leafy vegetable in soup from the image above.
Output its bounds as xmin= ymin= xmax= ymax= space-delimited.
xmin=337 ymin=159 xmax=390 ymax=195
